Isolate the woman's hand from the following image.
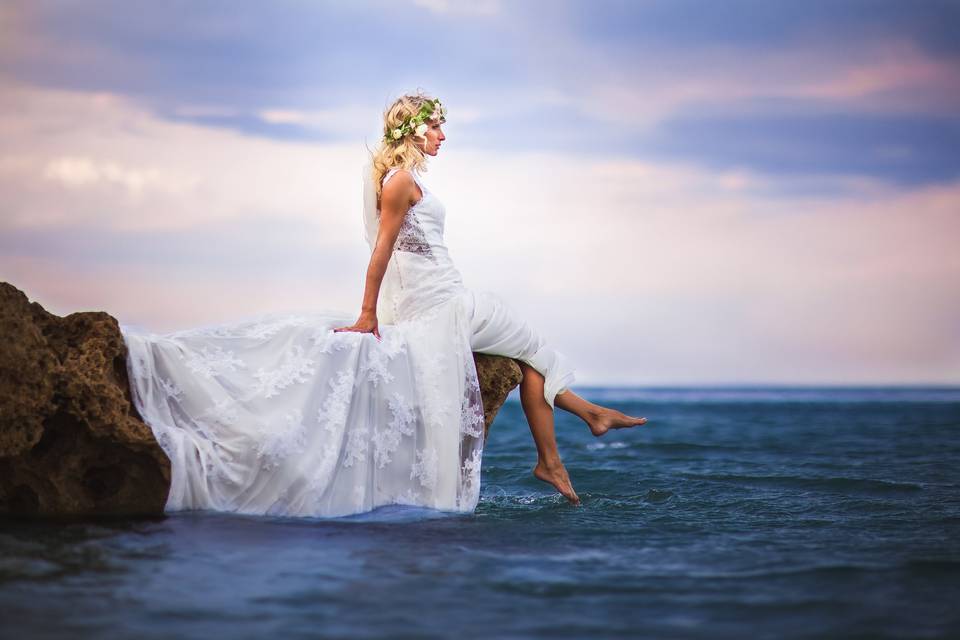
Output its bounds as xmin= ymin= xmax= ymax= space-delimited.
xmin=333 ymin=310 xmax=381 ymax=340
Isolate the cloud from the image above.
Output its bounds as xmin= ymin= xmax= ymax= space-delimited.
xmin=561 ymin=0 xmax=960 ymax=56
xmin=411 ymin=0 xmax=501 ymax=16
xmin=42 ymin=155 xmax=198 ymax=196
xmin=557 ymin=37 xmax=960 ymax=134
xmin=0 ymin=82 xmax=368 ymax=234
xmin=636 ymin=109 xmax=960 ymax=186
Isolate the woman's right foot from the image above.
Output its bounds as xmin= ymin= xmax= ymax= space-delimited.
xmin=533 ymin=459 xmax=580 ymax=505
xmin=587 ymin=406 xmax=647 ymax=437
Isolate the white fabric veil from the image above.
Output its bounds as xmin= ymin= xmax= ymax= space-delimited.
xmin=361 ymin=158 xmax=402 ymax=326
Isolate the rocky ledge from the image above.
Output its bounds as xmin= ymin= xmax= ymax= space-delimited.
xmin=0 ymin=281 xmax=521 ymax=518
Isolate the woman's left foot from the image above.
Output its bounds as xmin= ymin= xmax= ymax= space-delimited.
xmin=587 ymin=406 xmax=647 ymax=437
xmin=533 ymin=459 xmax=581 ymax=505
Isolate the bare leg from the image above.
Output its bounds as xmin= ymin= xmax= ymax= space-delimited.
xmin=517 ymin=362 xmax=580 ymax=505
xmin=555 ymin=389 xmax=648 ymax=437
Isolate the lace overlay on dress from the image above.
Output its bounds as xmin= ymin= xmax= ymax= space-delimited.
xmin=381 ymin=168 xmax=437 ymax=263
xmin=395 ymin=210 xmax=435 ymax=260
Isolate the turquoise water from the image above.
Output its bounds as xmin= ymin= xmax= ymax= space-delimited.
xmin=1 ymin=387 xmax=958 ymax=639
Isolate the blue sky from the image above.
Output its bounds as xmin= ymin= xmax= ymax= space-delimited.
xmin=1 ymin=0 xmax=958 ymax=384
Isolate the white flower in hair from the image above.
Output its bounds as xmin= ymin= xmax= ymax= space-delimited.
xmin=415 ymin=122 xmax=428 ymax=136
xmin=392 ymin=128 xmax=402 ymax=139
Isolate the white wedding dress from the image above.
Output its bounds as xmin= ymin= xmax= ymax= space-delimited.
xmin=120 ymin=164 xmax=576 ymax=518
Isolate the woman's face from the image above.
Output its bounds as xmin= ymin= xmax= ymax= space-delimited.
xmin=418 ymin=119 xmax=446 ymax=156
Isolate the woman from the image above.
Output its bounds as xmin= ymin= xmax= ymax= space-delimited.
xmin=120 ymin=91 xmax=646 ymax=519
xmin=334 ymin=91 xmax=648 ymax=505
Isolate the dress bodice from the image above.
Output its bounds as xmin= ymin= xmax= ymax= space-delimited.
xmin=380 ymin=167 xmax=466 ymax=320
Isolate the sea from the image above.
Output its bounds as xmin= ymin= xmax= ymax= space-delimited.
xmin=1 ymin=386 xmax=958 ymax=639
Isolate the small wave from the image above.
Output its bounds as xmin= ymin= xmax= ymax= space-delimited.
xmin=643 ymin=488 xmax=675 ymax=503
xmin=695 ymin=558 xmax=960 ymax=580
xmin=460 ymin=547 xmax=612 ymax=564
xmin=335 ymin=505 xmax=460 ymax=523
xmin=679 ymin=472 xmax=924 ymax=494
xmin=649 ymin=442 xmax=743 ymax=453
xmin=586 ymin=441 xmax=745 ymax=453
xmin=603 ymin=562 xmax=893 ymax=582
xmin=478 ymin=488 xmax=575 ymax=509
xmin=585 ymin=441 xmax=630 ymax=451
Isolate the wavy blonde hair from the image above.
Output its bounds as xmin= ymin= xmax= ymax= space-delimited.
xmin=366 ymin=89 xmax=446 ymax=207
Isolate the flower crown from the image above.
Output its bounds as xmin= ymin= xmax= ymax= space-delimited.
xmin=384 ymin=98 xmax=446 ymax=143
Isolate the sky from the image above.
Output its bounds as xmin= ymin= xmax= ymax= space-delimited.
xmin=1 ymin=0 xmax=958 ymax=386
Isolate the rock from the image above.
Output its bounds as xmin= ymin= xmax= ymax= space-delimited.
xmin=474 ymin=355 xmax=522 ymax=439
xmin=0 ymin=281 xmax=522 ymax=517
xmin=0 ymin=282 xmax=170 ymax=518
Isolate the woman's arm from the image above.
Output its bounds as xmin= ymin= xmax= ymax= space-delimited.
xmin=333 ymin=170 xmax=416 ymax=339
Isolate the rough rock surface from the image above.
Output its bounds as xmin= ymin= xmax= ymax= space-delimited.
xmin=474 ymin=354 xmax=522 ymax=439
xmin=0 ymin=281 xmax=522 ymax=517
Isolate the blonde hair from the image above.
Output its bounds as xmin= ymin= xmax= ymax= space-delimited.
xmin=366 ymin=89 xmax=446 ymax=207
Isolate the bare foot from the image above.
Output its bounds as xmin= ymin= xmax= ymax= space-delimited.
xmin=587 ymin=406 xmax=648 ymax=437
xmin=533 ymin=459 xmax=581 ymax=505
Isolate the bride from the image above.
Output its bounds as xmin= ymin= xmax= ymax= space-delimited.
xmin=120 ymin=91 xmax=647 ymax=519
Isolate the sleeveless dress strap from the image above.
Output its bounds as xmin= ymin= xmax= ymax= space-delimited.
xmin=382 ymin=167 xmax=401 ymax=186
xmin=381 ymin=168 xmax=428 ymax=211
xmin=382 ymin=167 xmax=426 ymax=191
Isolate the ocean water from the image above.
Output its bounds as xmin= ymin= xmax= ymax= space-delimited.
xmin=1 ymin=386 xmax=958 ymax=639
